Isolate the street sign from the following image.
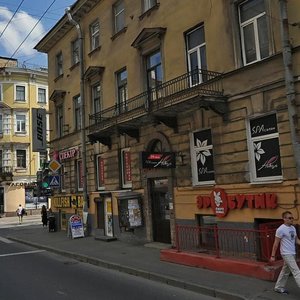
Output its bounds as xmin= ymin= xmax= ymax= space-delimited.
xmin=49 ymin=159 xmax=61 ymax=173
xmin=49 ymin=175 xmax=60 ymax=188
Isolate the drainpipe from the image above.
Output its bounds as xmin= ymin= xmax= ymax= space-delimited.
xmin=279 ymin=0 xmax=300 ymax=183
xmin=65 ymin=7 xmax=89 ymax=230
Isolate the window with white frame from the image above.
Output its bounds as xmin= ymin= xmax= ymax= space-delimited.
xmin=15 ymin=113 xmax=26 ymax=133
xmin=113 ymin=0 xmax=125 ymax=33
xmin=16 ymin=149 xmax=26 ymax=168
xmin=90 ymin=20 xmax=100 ymax=50
xmin=15 ymin=85 xmax=26 ymax=101
xmin=190 ymin=128 xmax=215 ymax=185
xmin=248 ymin=113 xmax=282 ymax=182
xmin=73 ymin=95 xmax=81 ymax=131
xmin=56 ymin=52 xmax=63 ymax=77
xmin=56 ymin=105 xmax=63 ymax=138
xmin=38 ymin=87 xmax=46 ymax=103
xmin=186 ymin=24 xmax=207 ymax=86
xmin=116 ymin=68 xmax=128 ymax=113
xmin=77 ymin=159 xmax=83 ymax=191
xmin=143 ymin=0 xmax=157 ymax=12
xmin=239 ymin=0 xmax=269 ymax=65
xmin=71 ymin=38 xmax=80 ymax=65
xmin=92 ymin=83 xmax=101 ymax=114
xmin=96 ymin=155 xmax=105 ymax=190
xmin=121 ymin=148 xmax=132 ymax=188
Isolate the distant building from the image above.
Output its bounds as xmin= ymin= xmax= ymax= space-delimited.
xmin=35 ymin=0 xmax=300 ymax=251
xmin=0 ymin=56 xmax=49 ymax=216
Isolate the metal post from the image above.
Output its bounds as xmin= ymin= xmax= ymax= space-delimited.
xmin=279 ymin=0 xmax=300 ymax=182
xmin=65 ymin=8 xmax=89 ymax=231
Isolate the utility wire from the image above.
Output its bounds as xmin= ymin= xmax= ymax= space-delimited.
xmin=0 ymin=0 xmax=25 ymax=39
xmin=4 ymin=0 xmax=57 ymax=67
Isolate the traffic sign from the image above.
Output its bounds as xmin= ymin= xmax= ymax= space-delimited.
xmin=49 ymin=159 xmax=61 ymax=173
xmin=49 ymin=175 xmax=60 ymax=188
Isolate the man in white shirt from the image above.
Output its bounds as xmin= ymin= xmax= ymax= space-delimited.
xmin=16 ymin=204 xmax=24 ymax=224
xmin=270 ymin=211 xmax=300 ymax=294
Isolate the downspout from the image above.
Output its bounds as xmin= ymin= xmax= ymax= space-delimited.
xmin=65 ymin=7 xmax=89 ymax=229
xmin=279 ymin=0 xmax=300 ymax=182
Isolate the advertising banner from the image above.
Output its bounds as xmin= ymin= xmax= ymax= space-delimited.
xmin=32 ymin=108 xmax=46 ymax=152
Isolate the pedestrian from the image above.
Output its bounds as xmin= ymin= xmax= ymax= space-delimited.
xmin=270 ymin=211 xmax=300 ymax=294
xmin=16 ymin=204 xmax=24 ymax=224
xmin=41 ymin=205 xmax=48 ymax=227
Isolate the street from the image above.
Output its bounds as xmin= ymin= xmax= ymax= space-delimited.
xmin=0 ymin=234 xmax=219 ymax=300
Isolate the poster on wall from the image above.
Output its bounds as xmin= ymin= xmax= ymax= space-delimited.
xmin=128 ymin=199 xmax=142 ymax=227
xmin=69 ymin=214 xmax=84 ymax=239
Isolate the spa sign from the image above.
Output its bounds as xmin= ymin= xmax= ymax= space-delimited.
xmin=196 ymin=188 xmax=277 ymax=218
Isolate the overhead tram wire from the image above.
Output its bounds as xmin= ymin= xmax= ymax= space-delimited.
xmin=4 ymin=0 xmax=57 ymax=68
xmin=0 ymin=0 xmax=25 ymax=39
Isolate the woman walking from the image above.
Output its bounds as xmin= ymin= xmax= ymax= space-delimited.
xmin=41 ymin=205 xmax=48 ymax=227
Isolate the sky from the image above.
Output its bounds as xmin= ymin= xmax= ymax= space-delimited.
xmin=0 ymin=0 xmax=76 ymax=68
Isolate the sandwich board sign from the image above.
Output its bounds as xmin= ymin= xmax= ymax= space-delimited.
xmin=69 ymin=215 xmax=84 ymax=239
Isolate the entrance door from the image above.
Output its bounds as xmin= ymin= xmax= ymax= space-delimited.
xmin=0 ymin=187 xmax=4 ymax=214
xmin=151 ymin=178 xmax=171 ymax=243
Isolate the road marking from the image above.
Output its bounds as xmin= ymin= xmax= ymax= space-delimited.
xmin=0 ymin=250 xmax=45 ymax=257
xmin=0 ymin=236 xmax=14 ymax=243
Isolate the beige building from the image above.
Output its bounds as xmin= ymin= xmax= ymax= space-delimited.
xmin=35 ymin=0 xmax=300 ymax=255
xmin=0 ymin=57 xmax=49 ymax=216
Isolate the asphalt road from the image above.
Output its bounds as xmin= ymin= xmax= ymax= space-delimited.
xmin=0 ymin=237 xmax=219 ymax=300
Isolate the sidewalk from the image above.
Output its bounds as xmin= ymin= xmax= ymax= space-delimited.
xmin=3 ymin=226 xmax=299 ymax=300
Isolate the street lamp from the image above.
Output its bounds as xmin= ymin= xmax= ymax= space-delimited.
xmin=65 ymin=7 xmax=89 ymax=230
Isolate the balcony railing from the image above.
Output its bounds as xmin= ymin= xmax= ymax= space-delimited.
xmin=0 ymin=166 xmax=13 ymax=181
xmin=175 ymin=224 xmax=286 ymax=262
xmin=89 ymin=68 xmax=224 ymax=131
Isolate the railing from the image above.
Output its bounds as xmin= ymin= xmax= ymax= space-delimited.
xmin=89 ymin=68 xmax=224 ymax=130
xmin=0 ymin=166 xmax=13 ymax=174
xmin=175 ymin=224 xmax=280 ymax=262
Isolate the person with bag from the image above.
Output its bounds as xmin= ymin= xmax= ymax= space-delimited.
xmin=16 ymin=204 xmax=24 ymax=224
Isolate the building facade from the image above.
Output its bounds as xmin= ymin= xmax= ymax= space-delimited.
xmin=35 ymin=0 xmax=300 ymax=250
xmin=0 ymin=57 xmax=49 ymax=216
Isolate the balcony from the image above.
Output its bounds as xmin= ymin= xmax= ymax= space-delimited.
xmin=88 ymin=69 xmax=227 ymax=148
xmin=0 ymin=166 xmax=13 ymax=181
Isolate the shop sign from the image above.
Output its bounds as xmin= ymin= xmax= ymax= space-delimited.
xmin=52 ymin=195 xmax=83 ymax=208
xmin=141 ymin=152 xmax=176 ymax=168
xmin=32 ymin=108 xmax=46 ymax=152
xmin=196 ymin=188 xmax=277 ymax=218
xmin=69 ymin=215 xmax=84 ymax=239
xmin=59 ymin=147 xmax=78 ymax=161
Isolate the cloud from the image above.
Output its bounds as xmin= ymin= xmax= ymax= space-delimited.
xmin=0 ymin=6 xmax=45 ymax=58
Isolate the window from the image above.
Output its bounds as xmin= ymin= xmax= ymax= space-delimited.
xmin=116 ymin=68 xmax=128 ymax=113
xmin=16 ymin=149 xmax=26 ymax=168
xmin=15 ymin=114 xmax=26 ymax=133
xmin=113 ymin=1 xmax=125 ymax=33
xmin=239 ymin=0 xmax=269 ymax=65
xmin=90 ymin=20 xmax=100 ymax=50
xmin=38 ymin=88 xmax=46 ymax=103
xmin=0 ymin=150 xmax=2 ymax=170
xmin=77 ymin=160 xmax=83 ymax=191
xmin=56 ymin=105 xmax=63 ymax=137
xmin=248 ymin=113 xmax=282 ymax=182
xmin=56 ymin=52 xmax=63 ymax=76
xmin=146 ymin=50 xmax=163 ymax=101
xmin=121 ymin=148 xmax=132 ymax=188
xmin=190 ymin=128 xmax=215 ymax=185
xmin=96 ymin=155 xmax=105 ymax=190
xmin=15 ymin=85 xmax=25 ymax=101
xmin=71 ymin=39 xmax=80 ymax=65
xmin=0 ymin=84 xmax=2 ymax=101
xmin=186 ymin=24 xmax=207 ymax=86
xmin=0 ymin=114 xmax=2 ymax=133
xmin=143 ymin=0 xmax=157 ymax=12
xmin=92 ymin=84 xmax=101 ymax=114
xmin=73 ymin=95 xmax=81 ymax=131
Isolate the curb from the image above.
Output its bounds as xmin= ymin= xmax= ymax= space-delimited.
xmin=8 ymin=236 xmax=246 ymax=300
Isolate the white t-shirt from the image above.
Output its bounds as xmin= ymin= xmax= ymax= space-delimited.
xmin=17 ymin=206 xmax=23 ymax=216
xmin=275 ymin=224 xmax=297 ymax=255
